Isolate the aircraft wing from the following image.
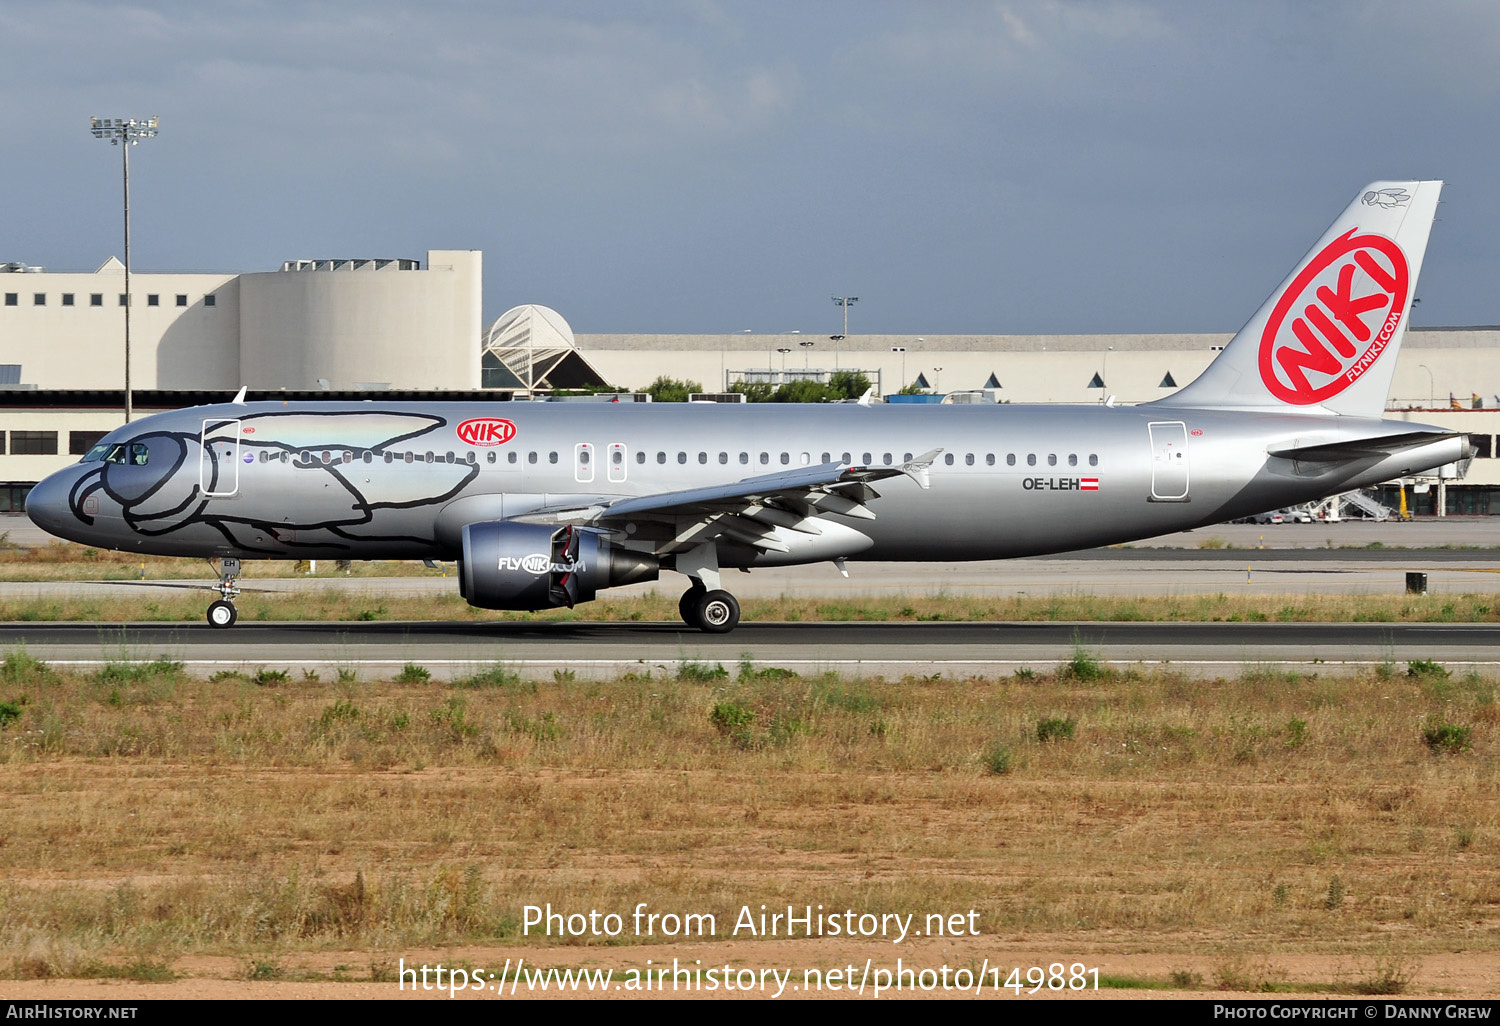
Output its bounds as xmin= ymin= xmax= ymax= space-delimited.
xmin=511 ymin=451 xmax=940 ymax=555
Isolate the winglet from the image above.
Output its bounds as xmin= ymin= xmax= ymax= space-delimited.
xmin=231 ymin=385 xmax=248 ymax=405
xmin=899 ymin=448 xmax=942 ymax=490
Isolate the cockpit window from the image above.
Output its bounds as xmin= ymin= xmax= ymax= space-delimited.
xmin=81 ymin=444 xmax=109 ymax=463
xmin=98 ymin=442 xmax=149 ymax=466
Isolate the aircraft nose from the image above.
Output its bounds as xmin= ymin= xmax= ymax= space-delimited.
xmin=25 ymin=471 xmax=82 ymax=542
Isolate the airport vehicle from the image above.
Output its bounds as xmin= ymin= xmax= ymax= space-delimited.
xmin=25 ymin=181 xmax=1469 ymax=632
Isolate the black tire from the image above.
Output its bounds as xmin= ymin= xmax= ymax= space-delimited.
xmin=696 ymin=590 xmax=740 ymax=633
xmin=207 ymin=600 xmax=237 ymax=628
xmin=678 ymin=585 xmax=706 ymax=628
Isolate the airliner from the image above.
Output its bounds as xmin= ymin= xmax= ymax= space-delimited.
xmin=25 ymin=181 xmax=1468 ymax=632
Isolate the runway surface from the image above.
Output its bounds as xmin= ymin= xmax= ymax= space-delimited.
xmin=5 ymin=619 xmax=1497 ymax=679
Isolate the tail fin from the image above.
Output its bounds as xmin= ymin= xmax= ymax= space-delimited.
xmin=1156 ymin=180 xmax=1441 ymax=417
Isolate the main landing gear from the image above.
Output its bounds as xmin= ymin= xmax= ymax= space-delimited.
xmin=206 ymin=557 xmax=241 ymax=628
xmin=678 ymin=584 xmax=740 ymax=633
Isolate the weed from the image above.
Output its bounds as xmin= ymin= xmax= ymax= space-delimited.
xmin=1283 ymin=717 xmax=1309 ymax=749
xmin=1423 ymin=722 xmax=1472 ymax=754
xmin=247 ymin=959 xmax=286 ymax=980
xmin=1344 ymin=955 xmax=1417 ymax=995
xmin=677 ymin=660 xmax=728 ymax=682
xmin=394 ymin=663 xmax=432 ymax=685
xmin=454 ymin=664 xmax=524 ymax=690
xmin=1407 ymin=659 xmax=1450 ymax=680
xmin=1324 ymin=876 xmax=1344 ymax=910
xmin=710 ymin=702 xmax=755 ymax=748
xmin=1169 ymin=969 xmax=1204 ymax=989
xmin=1272 ymin=883 xmax=1290 ymax=908
xmin=1 ymin=648 xmax=53 ymax=686
xmin=1013 ymin=666 xmax=1036 ymax=681
xmin=0 ymin=698 xmax=23 ymax=726
xmin=553 ymin=668 xmax=575 ymax=683
xmin=983 ymin=742 xmax=1013 ymax=775
xmin=336 ymin=667 xmax=359 ymax=684
xmin=253 ymin=667 xmax=291 ymax=686
xmin=1036 ymin=717 xmax=1077 ymax=743
xmin=1062 ymin=640 xmax=1106 ymax=681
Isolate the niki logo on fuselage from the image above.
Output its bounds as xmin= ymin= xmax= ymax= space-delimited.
xmin=500 ymin=553 xmax=585 ymax=575
xmin=457 ymin=418 xmax=517 ymax=446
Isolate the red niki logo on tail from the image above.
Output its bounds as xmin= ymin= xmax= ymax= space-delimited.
xmin=456 ymin=417 xmax=517 ymax=446
xmin=1257 ymin=228 xmax=1409 ymax=405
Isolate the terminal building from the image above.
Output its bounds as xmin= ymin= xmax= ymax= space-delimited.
xmin=3 ymin=249 xmax=1499 ymax=516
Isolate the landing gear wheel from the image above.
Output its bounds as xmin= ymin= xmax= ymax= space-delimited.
xmin=207 ymin=600 xmax=238 ymax=629
xmin=678 ymin=585 xmax=707 ymax=628
xmin=696 ymin=590 xmax=740 ymax=634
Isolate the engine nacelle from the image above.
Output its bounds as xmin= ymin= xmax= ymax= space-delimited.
xmin=459 ymin=521 xmax=658 ymax=610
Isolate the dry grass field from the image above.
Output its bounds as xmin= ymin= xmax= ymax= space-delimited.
xmin=0 ymin=647 xmax=1496 ymax=998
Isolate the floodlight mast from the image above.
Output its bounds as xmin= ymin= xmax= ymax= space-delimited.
xmin=90 ymin=116 xmax=159 ymax=423
xmin=831 ymin=296 xmax=857 ymax=371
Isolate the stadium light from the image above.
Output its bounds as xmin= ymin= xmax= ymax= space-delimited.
xmin=832 ymin=296 xmax=858 ymax=370
xmin=90 ymin=116 xmax=159 ymax=423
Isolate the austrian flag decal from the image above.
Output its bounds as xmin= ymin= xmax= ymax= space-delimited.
xmin=1081 ymin=478 xmax=1099 ymax=491
xmin=456 ymin=417 xmax=517 ymax=446
xmin=1258 ymin=228 xmax=1409 ymax=405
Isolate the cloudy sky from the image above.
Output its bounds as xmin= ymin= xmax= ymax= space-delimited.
xmin=2 ymin=1 xmax=1497 ymax=335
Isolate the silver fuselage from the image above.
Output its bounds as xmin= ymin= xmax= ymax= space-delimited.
xmin=24 ymin=400 xmax=1464 ymax=564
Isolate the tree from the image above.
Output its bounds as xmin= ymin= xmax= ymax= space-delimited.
xmin=827 ymin=370 xmax=873 ymax=400
xmin=641 ymin=376 xmax=703 ymax=402
xmin=728 ymin=380 xmax=775 ymax=402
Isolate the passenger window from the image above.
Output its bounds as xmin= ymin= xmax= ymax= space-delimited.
xmin=548 ymin=452 xmax=558 ymax=464
xmin=345 ymin=451 xmax=354 ymax=464
xmin=466 ymin=452 xmax=476 ymax=465
xmin=300 ymin=450 xmax=311 ymax=464
xmin=321 ymin=451 xmax=331 ymax=465
xmin=821 ymin=452 xmax=830 ymax=463
xmin=657 ymin=452 xmax=666 ymax=464
xmin=486 ymin=452 xmax=496 ymax=464
xmin=635 ymin=451 xmax=644 ymax=464
xmin=280 ymin=452 xmax=288 ymax=463
xmin=383 ymin=451 xmax=393 ymax=464
xmin=862 ymin=452 xmax=872 ymax=464
xmin=363 ymin=451 xmax=373 ymax=464
xmin=965 ymin=453 xmax=974 ymax=466
xmin=528 ymin=452 xmax=538 ymax=464
xmin=677 ymin=452 xmax=687 ymax=464
xmin=698 ymin=452 xmax=707 ymax=464
xmin=444 ymin=451 xmax=454 ymax=464
xmin=1007 ymin=453 xmax=1015 ymax=466
xmin=424 ymin=452 xmax=435 ymax=464
xmin=508 ymin=451 xmax=517 ymax=464
xmin=986 ymin=454 xmax=995 ymax=466
xmin=1047 ymin=454 xmax=1057 ymax=466
xmin=1068 ymin=454 xmax=1077 ymax=466
xmin=882 ymin=453 xmax=892 ymax=466
xmin=1089 ymin=454 xmax=1099 ymax=466
xmin=760 ymin=453 xmax=769 ymax=465
xmin=944 ymin=454 xmax=954 ymax=466
xmin=780 ymin=452 xmax=789 ymax=465
xmin=1027 ymin=454 xmax=1036 ymax=466
xmin=719 ymin=452 xmax=728 ymax=464
xmin=739 ymin=452 xmax=749 ymax=464
xmin=903 ymin=453 xmax=912 ymax=462
xmin=404 ymin=452 xmax=414 ymax=464
xmin=259 ymin=451 xmax=270 ymax=463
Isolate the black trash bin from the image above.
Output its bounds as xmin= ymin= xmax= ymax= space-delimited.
xmin=1406 ymin=572 xmax=1428 ymax=595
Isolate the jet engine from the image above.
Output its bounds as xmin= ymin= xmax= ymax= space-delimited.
xmin=459 ymin=522 xmax=658 ymax=610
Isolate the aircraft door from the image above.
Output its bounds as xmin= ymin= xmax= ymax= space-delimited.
xmin=1148 ymin=421 xmax=1189 ymax=501
xmin=200 ymin=419 xmax=241 ymax=497
xmin=607 ymin=443 xmax=627 ymax=483
xmin=575 ymin=442 xmax=595 ymax=484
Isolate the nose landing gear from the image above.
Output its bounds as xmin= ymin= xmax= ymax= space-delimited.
xmin=206 ymin=557 xmax=241 ymax=628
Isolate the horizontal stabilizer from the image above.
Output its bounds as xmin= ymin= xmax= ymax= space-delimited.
xmin=1269 ymin=430 xmax=1462 ymax=463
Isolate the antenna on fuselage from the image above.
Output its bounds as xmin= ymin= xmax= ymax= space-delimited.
xmin=231 ymin=386 xmax=247 ymax=404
